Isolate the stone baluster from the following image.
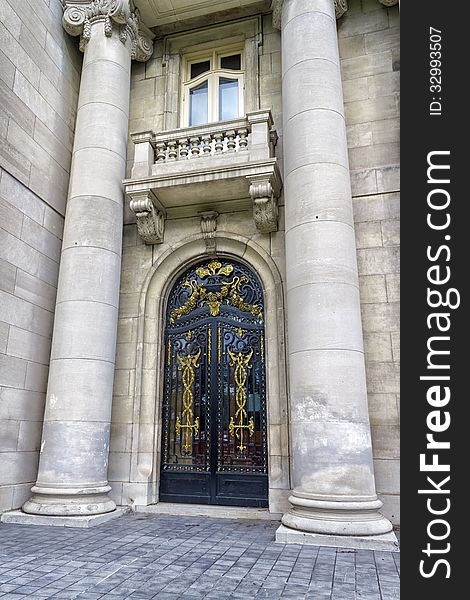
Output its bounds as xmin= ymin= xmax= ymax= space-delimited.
xmin=225 ymin=130 xmax=236 ymax=151
xmin=214 ymin=132 xmax=224 ymax=153
xmin=202 ymin=134 xmax=212 ymax=155
xmin=237 ymin=128 xmax=249 ymax=150
xmin=156 ymin=141 xmax=167 ymax=162
xmin=179 ymin=138 xmax=189 ymax=159
xmin=167 ymin=140 xmax=177 ymax=160
xmin=190 ymin=136 xmax=201 ymax=157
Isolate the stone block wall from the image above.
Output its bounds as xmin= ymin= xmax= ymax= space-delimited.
xmin=0 ymin=0 xmax=81 ymax=512
xmin=339 ymin=0 xmax=400 ymax=524
xmin=113 ymin=1 xmax=400 ymax=523
xmin=0 ymin=1 xmax=399 ymax=522
xmin=110 ymin=15 xmax=288 ymax=510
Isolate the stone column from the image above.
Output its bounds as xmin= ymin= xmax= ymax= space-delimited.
xmin=278 ymin=0 xmax=392 ymax=536
xmin=22 ymin=1 xmax=152 ymax=517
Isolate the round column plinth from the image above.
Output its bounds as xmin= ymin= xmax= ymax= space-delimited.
xmin=23 ymin=485 xmax=116 ymax=517
xmin=281 ymin=491 xmax=393 ymax=536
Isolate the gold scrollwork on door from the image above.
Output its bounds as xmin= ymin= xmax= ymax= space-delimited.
xmin=228 ymin=348 xmax=255 ymax=453
xmin=175 ymin=348 xmax=201 ymax=454
xmin=196 ymin=260 xmax=233 ymax=279
xmin=169 ymin=262 xmax=262 ymax=324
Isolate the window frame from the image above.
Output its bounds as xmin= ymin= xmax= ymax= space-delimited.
xmin=161 ymin=17 xmax=262 ymax=131
xmin=181 ymin=44 xmax=245 ymax=127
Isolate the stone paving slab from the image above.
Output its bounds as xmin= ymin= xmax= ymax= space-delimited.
xmin=0 ymin=513 xmax=399 ymax=599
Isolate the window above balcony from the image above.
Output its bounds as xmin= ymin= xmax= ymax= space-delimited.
xmin=182 ymin=45 xmax=245 ymax=127
xmin=159 ymin=17 xmax=262 ymax=132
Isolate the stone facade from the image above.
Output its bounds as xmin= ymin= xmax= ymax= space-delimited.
xmin=0 ymin=0 xmax=400 ymax=534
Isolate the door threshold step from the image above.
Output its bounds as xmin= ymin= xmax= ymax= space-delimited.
xmin=134 ymin=503 xmax=281 ymax=520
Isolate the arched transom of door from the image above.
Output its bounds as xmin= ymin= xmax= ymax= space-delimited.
xmin=160 ymin=259 xmax=268 ymax=507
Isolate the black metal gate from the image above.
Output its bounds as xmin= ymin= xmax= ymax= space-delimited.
xmin=159 ymin=259 xmax=268 ymax=507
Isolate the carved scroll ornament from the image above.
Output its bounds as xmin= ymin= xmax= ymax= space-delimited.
xmin=248 ymin=173 xmax=282 ymax=233
xmin=200 ymin=211 xmax=218 ymax=256
xmin=62 ymin=0 xmax=153 ymax=61
xmin=129 ymin=191 xmax=165 ymax=245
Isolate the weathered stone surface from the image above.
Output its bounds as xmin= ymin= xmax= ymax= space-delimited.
xmin=0 ymin=258 xmax=16 ymax=294
xmin=0 ymin=0 xmax=400 ymax=529
xmin=6 ymin=326 xmax=51 ymax=365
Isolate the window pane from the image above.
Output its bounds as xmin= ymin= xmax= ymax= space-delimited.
xmin=220 ymin=54 xmax=241 ymax=70
xmin=219 ymin=78 xmax=238 ymax=121
xmin=190 ymin=60 xmax=210 ymax=79
xmin=189 ymin=80 xmax=208 ymax=126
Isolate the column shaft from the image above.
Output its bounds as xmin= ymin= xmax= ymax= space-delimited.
xmin=281 ymin=0 xmax=392 ymax=535
xmin=23 ymin=21 xmax=131 ymax=516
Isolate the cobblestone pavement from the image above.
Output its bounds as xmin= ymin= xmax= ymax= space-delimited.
xmin=0 ymin=513 xmax=400 ymax=600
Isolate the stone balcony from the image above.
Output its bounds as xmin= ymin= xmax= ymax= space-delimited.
xmin=123 ymin=109 xmax=282 ymax=244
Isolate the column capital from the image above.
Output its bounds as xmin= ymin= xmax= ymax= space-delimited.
xmin=62 ymin=0 xmax=154 ymax=61
xmin=271 ymin=0 xmax=398 ymax=29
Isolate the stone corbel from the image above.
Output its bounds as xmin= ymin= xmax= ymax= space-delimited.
xmin=129 ymin=190 xmax=165 ymax=244
xmin=334 ymin=0 xmax=348 ymax=19
xmin=248 ymin=174 xmax=281 ymax=234
xmin=200 ymin=211 xmax=219 ymax=256
xmin=62 ymin=0 xmax=153 ymax=60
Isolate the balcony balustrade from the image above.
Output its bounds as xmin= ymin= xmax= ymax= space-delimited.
xmin=124 ymin=109 xmax=282 ymax=244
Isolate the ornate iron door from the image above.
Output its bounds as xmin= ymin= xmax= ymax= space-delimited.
xmin=160 ymin=260 xmax=268 ymax=507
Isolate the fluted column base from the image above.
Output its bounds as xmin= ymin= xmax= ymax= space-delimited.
xmin=22 ymin=484 xmax=116 ymax=517
xmin=281 ymin=490 xmax=393 ymax=536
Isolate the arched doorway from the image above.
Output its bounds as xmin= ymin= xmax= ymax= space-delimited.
xmin=159 ymin=258 xmax=268 ymax=507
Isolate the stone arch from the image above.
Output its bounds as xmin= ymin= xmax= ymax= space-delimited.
xmin=129 ymin=232 xmax=290 ymax=513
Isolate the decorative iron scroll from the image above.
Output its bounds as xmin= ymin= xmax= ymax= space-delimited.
xmin=228 ymin=349 xmax=255 ymax=453
xmin=168 ymin=260 xmax=263 ymax=325
xmin=175 ymin=348 xmax=201 ymax=454
xmin=162 ymin=259 xmax=268 ymax=487
xmin=162 ymin=324 xmax=209 ymax=472
xmin=218 ymin=324 xmax=267 ymax=473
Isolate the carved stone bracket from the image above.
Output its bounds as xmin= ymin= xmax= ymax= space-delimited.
xmin=271 ymin=0 xmax=397 ymax=29
xmin=200 ymin=211 xmax=219 ymax=256
xmin=129 ymin=191 xmax=165 ymax=244
xmin=62 ymin=0 xmax=153 ymax=60
xmin=334 ymin=0 xmax=348 ymax=19
xmin=248 ymin=173 xmax=282 ymax=234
